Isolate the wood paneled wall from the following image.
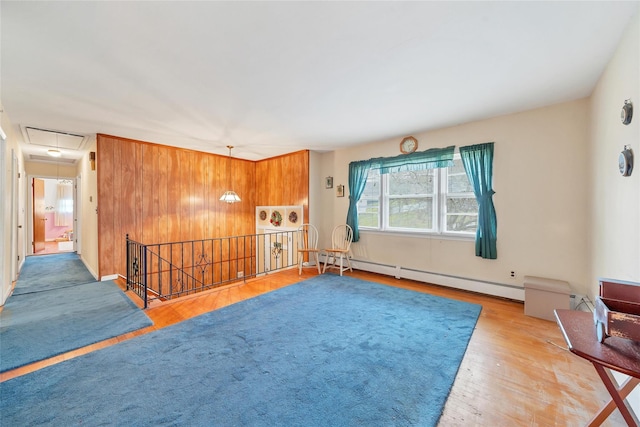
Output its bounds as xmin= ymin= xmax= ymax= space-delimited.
xmin=97 ymin=135 xmax=309 ymax=279
xmin=255 ymin=150 xmax=309 ymax=225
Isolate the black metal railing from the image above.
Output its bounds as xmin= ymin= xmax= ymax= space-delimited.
xmin=126 ymin=231 xmax=300 ymax=308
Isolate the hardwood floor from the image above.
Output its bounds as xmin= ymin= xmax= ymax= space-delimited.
xmin=0 ymin=269 xmax=625 ymax=425
xmin=33 ymin=240 xmax=73 ymax=255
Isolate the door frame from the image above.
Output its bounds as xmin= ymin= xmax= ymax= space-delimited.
xmin=0 ymin=136 xmax=5 ymax=302
xmin=28 ymin=175 xmax=78 ymax=255
xmin=75 ymin=174 xmax=82 ymax=255
xmin=10 ymin=150 xmax=19 ymax=280
xmin=32 ymin=177 xmax=46 ymax=253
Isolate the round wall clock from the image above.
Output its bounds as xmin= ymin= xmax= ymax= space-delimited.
xmin=619 ymin=147 xmax=633 ymax=176
xmin=400 ymin=136 xmax=418 ymax=154
xmin=621 ymin=99 xmax=633 ymax=125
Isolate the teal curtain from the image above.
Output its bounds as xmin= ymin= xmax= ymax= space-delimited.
xmin=371 ymin=145 xmax=455 ymax=174
xmin=345 ymin=145 xmax=455 ymax=242
xmin=459 ymin=142 xmax=497 ymax=259
xmin=346 ymin=160 xmax=372 ymax=242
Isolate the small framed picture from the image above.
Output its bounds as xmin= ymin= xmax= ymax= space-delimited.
xmin=325 ymin=176 xmax=333 ymax=189
xmin=336 ymin=184 xmax=344 ymax=197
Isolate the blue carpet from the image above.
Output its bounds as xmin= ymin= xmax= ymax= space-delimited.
xmin=0 ymin=280 xmax=154 ymax=373
xmin=0 ymin=275 xmax=481 ymax=426
xmin=12 ymin=252 xmax=97 ymax=295
xmin=1 ymin=253 xmax=154 ymax=373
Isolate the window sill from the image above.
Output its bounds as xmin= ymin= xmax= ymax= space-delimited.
xmin=357 ymin=229 xmax=475 ymax=242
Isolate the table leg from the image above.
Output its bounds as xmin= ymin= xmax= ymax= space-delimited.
xmin=588 ymin=363 xmax=640 ymax=427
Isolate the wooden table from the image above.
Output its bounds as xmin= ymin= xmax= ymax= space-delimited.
xmin=555 ymin=309 xmax=640 ymax=426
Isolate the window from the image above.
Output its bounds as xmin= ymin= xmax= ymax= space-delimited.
xmin=357 ymin=155 xmax=477 ymax=236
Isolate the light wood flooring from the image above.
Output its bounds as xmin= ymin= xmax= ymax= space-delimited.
xmin=33 ymin=240 xmax=74 ymax=255
xmin=0 ymin=268 xmax=626 ymax=426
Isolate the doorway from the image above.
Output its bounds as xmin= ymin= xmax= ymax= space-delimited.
xmin=32 ymin=177 xmax=76 ymax=255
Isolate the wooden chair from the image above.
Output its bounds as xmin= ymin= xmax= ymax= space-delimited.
xmin=322 ymin=224 xmax=353 ymax=276
xmin=297 ymin=224 xmax=321 ymax=275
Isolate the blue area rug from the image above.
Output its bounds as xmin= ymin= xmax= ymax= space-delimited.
xmin=0 ymin=254 xmax=153 ymax=373
xmin=12 ymin=252 xmax=97 ymax=295
xmin=0 ymin=275 xmax=481 ymax=426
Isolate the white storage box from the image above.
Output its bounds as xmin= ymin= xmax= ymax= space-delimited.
xmin=524 ymin=276 xmax=571 ymax=321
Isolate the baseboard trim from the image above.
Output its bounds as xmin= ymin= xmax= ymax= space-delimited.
xmin=79 ymin=255 xmax=99 ymax=281
xmin=348 ymin=258 xmax=525 ymax=301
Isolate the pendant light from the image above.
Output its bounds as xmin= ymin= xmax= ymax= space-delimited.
xmin=219 ymin=145 xmax=241 ymax=203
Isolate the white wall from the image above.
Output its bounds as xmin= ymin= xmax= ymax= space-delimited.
xmin=76 ymin=136 xmax=99 ymax=279
xmin=324 ymin=99 xmax=591 ymax=296
xmin=589 ymin=12 xmax=639 ymax=293
xmin=588 ymin=11 xmax=639 ymax=411
xmin=308 ymin=151 xmax=322 ymax=230
xmin=0 ymin=106 xmax=25 ymax=306
xmin=314 ymin=150 xmax=337 ymax=251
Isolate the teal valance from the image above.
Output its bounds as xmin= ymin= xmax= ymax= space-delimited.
xmin=350 ymin=145 xmax=455 ymax=175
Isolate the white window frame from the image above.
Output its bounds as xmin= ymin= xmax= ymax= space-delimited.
xmin=358 ymin=154 xmax=477 ymax=239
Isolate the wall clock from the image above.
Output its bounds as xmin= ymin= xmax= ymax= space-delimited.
xmin=400 ymin=136 xmax=418 ymax=154
xmin=621 ymin=99 xmax=633 ymax=125
xmin=619 ymin=146 xmax=633 ymax=177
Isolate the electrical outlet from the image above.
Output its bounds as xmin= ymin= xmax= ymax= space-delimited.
xmin=510 ymin=271 xmax=516 ymax=279
xmin=237 ymin=271 xmax=244 ymax=278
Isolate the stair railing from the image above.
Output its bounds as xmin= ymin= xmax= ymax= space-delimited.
xmin=126 ymin=230 xmax=300 ymax=308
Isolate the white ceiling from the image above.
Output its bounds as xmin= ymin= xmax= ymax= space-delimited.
xmin=2 ymin=1 xmax=638 ymax=161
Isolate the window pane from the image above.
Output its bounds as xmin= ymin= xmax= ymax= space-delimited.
xmin=362 ymin=169 xmax=381 ymax=198
xmin=446 ymin=214 xmax=477 ymax=233
xmin=388 ymin=197 xmax=433 ymax=229
xmin=357 ymin=199 xmax=379 ymax=227
xmin=357 ymin=169 xmax=380 ymax=228
xmin=446 ymin=196 xmax=478 ymax=233
xmin=388 ymin=170 xmax=434 ymax=195
xmin=448 ymin=174 xmax=474 ymax=193
xmin=448 ymin=158 xmax=466 ymax=175
xmin=446 ymin=197 xmax=478 ymax=214
xmin=448 ymin=158 xmax=474 ymax=193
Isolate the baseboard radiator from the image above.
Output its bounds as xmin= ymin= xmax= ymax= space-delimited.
xmin=343 ymin=258 xmax=525 ymax=302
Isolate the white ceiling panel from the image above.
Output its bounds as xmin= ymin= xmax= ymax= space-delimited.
xmin=25 ymin=127 xmax=86 ymax=150
xmin=1 ymin=1 xmax=638 ymax=161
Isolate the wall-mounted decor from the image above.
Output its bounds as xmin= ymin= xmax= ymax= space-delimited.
xmin=336 ymin=184 xmax=345 ymax=197
xmin=621 ymin=99 xmax=633 ymax=125
xmin=255 ymin=205 xmax=303 ymax=274
xmin=270 ymin=210 xmax=283 ymax=227
xmin=619 ymin=145 xmax=634 ymax=177
xmin=256 ymin=205 xmax=303 ymax=232
xmin=400 ymin=136 xmax=418 ymax=154
xmin=325 ymin=176 xmax=333 ymax=189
